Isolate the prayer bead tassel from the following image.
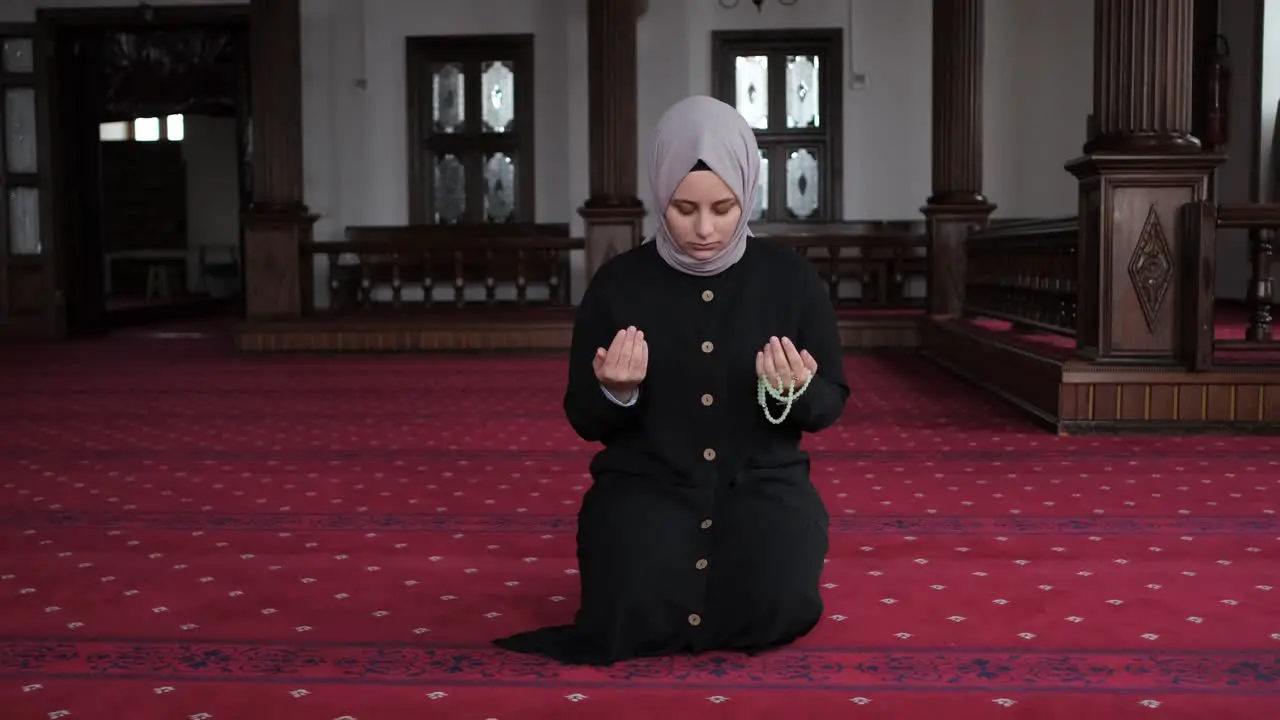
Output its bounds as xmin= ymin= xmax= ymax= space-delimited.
xmin=757 ymin=374 xmax=812 ymax=424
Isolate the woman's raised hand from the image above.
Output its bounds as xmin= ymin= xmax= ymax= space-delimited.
xmin=593 ymin=326 xmax=648 ymax=399
xmin=756 ymin=336 xmax=818 ymax=391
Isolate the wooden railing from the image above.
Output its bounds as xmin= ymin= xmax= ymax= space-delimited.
xmin=1182 ymin=202 xmax=1279 ymax=369
xmin=963 ymin=217 xmax=1078 ymax=335
xmin=308 ymin=221 xmax=928 ymax=317
xmin=752 ymin=221 xmax=928 ymax=310
xmin=1217 ymin=204 xmax=1277 ymax=341
xmin=307 ymin=224 xmax=581 ymax=314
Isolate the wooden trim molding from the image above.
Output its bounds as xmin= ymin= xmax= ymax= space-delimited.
xmin=921 ymin=317 xmax=1280 ymax=433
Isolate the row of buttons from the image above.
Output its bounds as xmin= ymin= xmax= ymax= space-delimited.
xmin=690 ymin=287 xmax=716 ymax=630
xmin=691 ymin=513 xmax=712 ymax=628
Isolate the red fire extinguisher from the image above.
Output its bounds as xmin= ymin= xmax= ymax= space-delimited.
xmin=1204 ymin=34 xmax=1231 ymax=150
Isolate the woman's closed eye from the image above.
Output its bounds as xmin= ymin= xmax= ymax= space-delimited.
xmin=671 ymin=199 xmax=739 ymax=217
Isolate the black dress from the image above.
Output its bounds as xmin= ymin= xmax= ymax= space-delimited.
xmin=492 ymin=238 xmax=850 ymax=666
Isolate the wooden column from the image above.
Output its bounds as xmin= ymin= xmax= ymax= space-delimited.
xmin=243 ymin=0 xmax=316 ymax=320
xmin=579 ymin=0 xmax=645 ymax=280
xmin=923 ymin=0 xmax=995 ymax=316
xmin=1084 ymin=0 xmax=1198 ymax=154
xmin=1067 ymin=0 xmax=1221 ymax=363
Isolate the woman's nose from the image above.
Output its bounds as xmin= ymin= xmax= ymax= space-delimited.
xmin=696 ymin=213 xmax=715 ymax=237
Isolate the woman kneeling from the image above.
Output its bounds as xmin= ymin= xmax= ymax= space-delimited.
xmin=493 ymin=95 xmax=850 ymax=666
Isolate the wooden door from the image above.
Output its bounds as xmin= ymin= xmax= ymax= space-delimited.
xmin=0 ymin=25 xmax=57 ymax=338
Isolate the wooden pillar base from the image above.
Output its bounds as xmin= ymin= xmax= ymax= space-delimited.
xmin=1066 ymin=153 xmax=1222 ymax=363
xmin=579 ymin=203 xmax=646 ymax=280
xmin=922 ymin=201 xmax=995 ymax=316
xmin=1082 ymin=132 xmax=1201 ymax=155
xmin=243 ymin=204 xmax=318 ymax=320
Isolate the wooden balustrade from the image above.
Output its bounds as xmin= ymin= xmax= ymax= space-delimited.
xmin=962 ymin=217 xmax=1078 ymax=334
xmin=751 ymin=222 xmax=928 ymax=310
xmin=249 ymin=220 xmax=925 ymax=352
xmin=1182 ymin=202 xmax=1280 ymax=370
xmin=308 ymin=224 xmax=581 ymax=314
xmin=312 ymin=221 xmax=928 ymax=316
xmin=1217 ymin=204 xmax=1277 ymax=342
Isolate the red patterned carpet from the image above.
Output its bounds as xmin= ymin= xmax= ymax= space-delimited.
xmin=0 ymin=333 xmax=1277 ymax=719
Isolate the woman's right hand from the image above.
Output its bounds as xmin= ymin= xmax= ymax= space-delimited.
xmin=593 ymin=326 xmax=648 ymax=399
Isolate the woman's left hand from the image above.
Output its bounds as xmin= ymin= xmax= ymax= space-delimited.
xmin=756 ymin=336 xmax=819 ymax=391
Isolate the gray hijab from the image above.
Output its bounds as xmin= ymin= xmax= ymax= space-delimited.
xmin=648 ymin=95 xmax=760 ymax=276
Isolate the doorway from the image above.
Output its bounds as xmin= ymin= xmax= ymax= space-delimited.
xmin=42 ymin=5 xmax=250 ymax=336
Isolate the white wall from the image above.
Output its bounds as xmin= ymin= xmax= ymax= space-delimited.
xmin=1255 ymin=0 xmax=1280 ymax=300
xmin=1217 ymin=0 xmax=1262 ymax=299
xmin=181 ymin=115 xmax=240 ymax=295
xmin=0 ymin=0 xmax=1096 ymax=228
xmin=984 ymin=0 xmax=1093 ymax=217
xmin=348 ymin=0 xmax=1092 ymax=233
xmin=0 ymin=0 xmax=1096 ymax=229
xmin=1262 ymin=0 xmax=1280 ymax=201
xmin=1 ymin=0 xmax=1264 ymax=299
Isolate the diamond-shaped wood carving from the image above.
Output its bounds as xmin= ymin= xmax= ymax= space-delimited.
xmin=1127 ymin=205 xmax=1174 ymax=332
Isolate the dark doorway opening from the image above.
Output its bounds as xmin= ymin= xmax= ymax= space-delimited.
xmin=41 ymin=5 xmax=250 ymax=336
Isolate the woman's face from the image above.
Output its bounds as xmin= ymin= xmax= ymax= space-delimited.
xmin=664 ymin=170 xmax=742 ymax=261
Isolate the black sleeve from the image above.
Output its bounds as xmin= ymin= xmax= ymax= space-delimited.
xmin=562 ymin=275 xmax=643 ymax=443
xmin=768 ymin=264 xmax=850 ymax=433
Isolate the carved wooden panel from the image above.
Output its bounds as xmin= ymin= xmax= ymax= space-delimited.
xmin=1127 ymin=204 xmax=1174 ymax=333
xmin=98 ymin=28 xmax=245 ymax=122
xmin=1077 ymin=163 xmax=1216 ymax=360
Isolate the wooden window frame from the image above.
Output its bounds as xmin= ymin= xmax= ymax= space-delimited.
xmin=405 ymin=34 xmax=535 ymax=224
xmin=0 ymin=26 xmax=43 ymax=327
xmin=710 ymin=29 xmax=843 ymax=223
